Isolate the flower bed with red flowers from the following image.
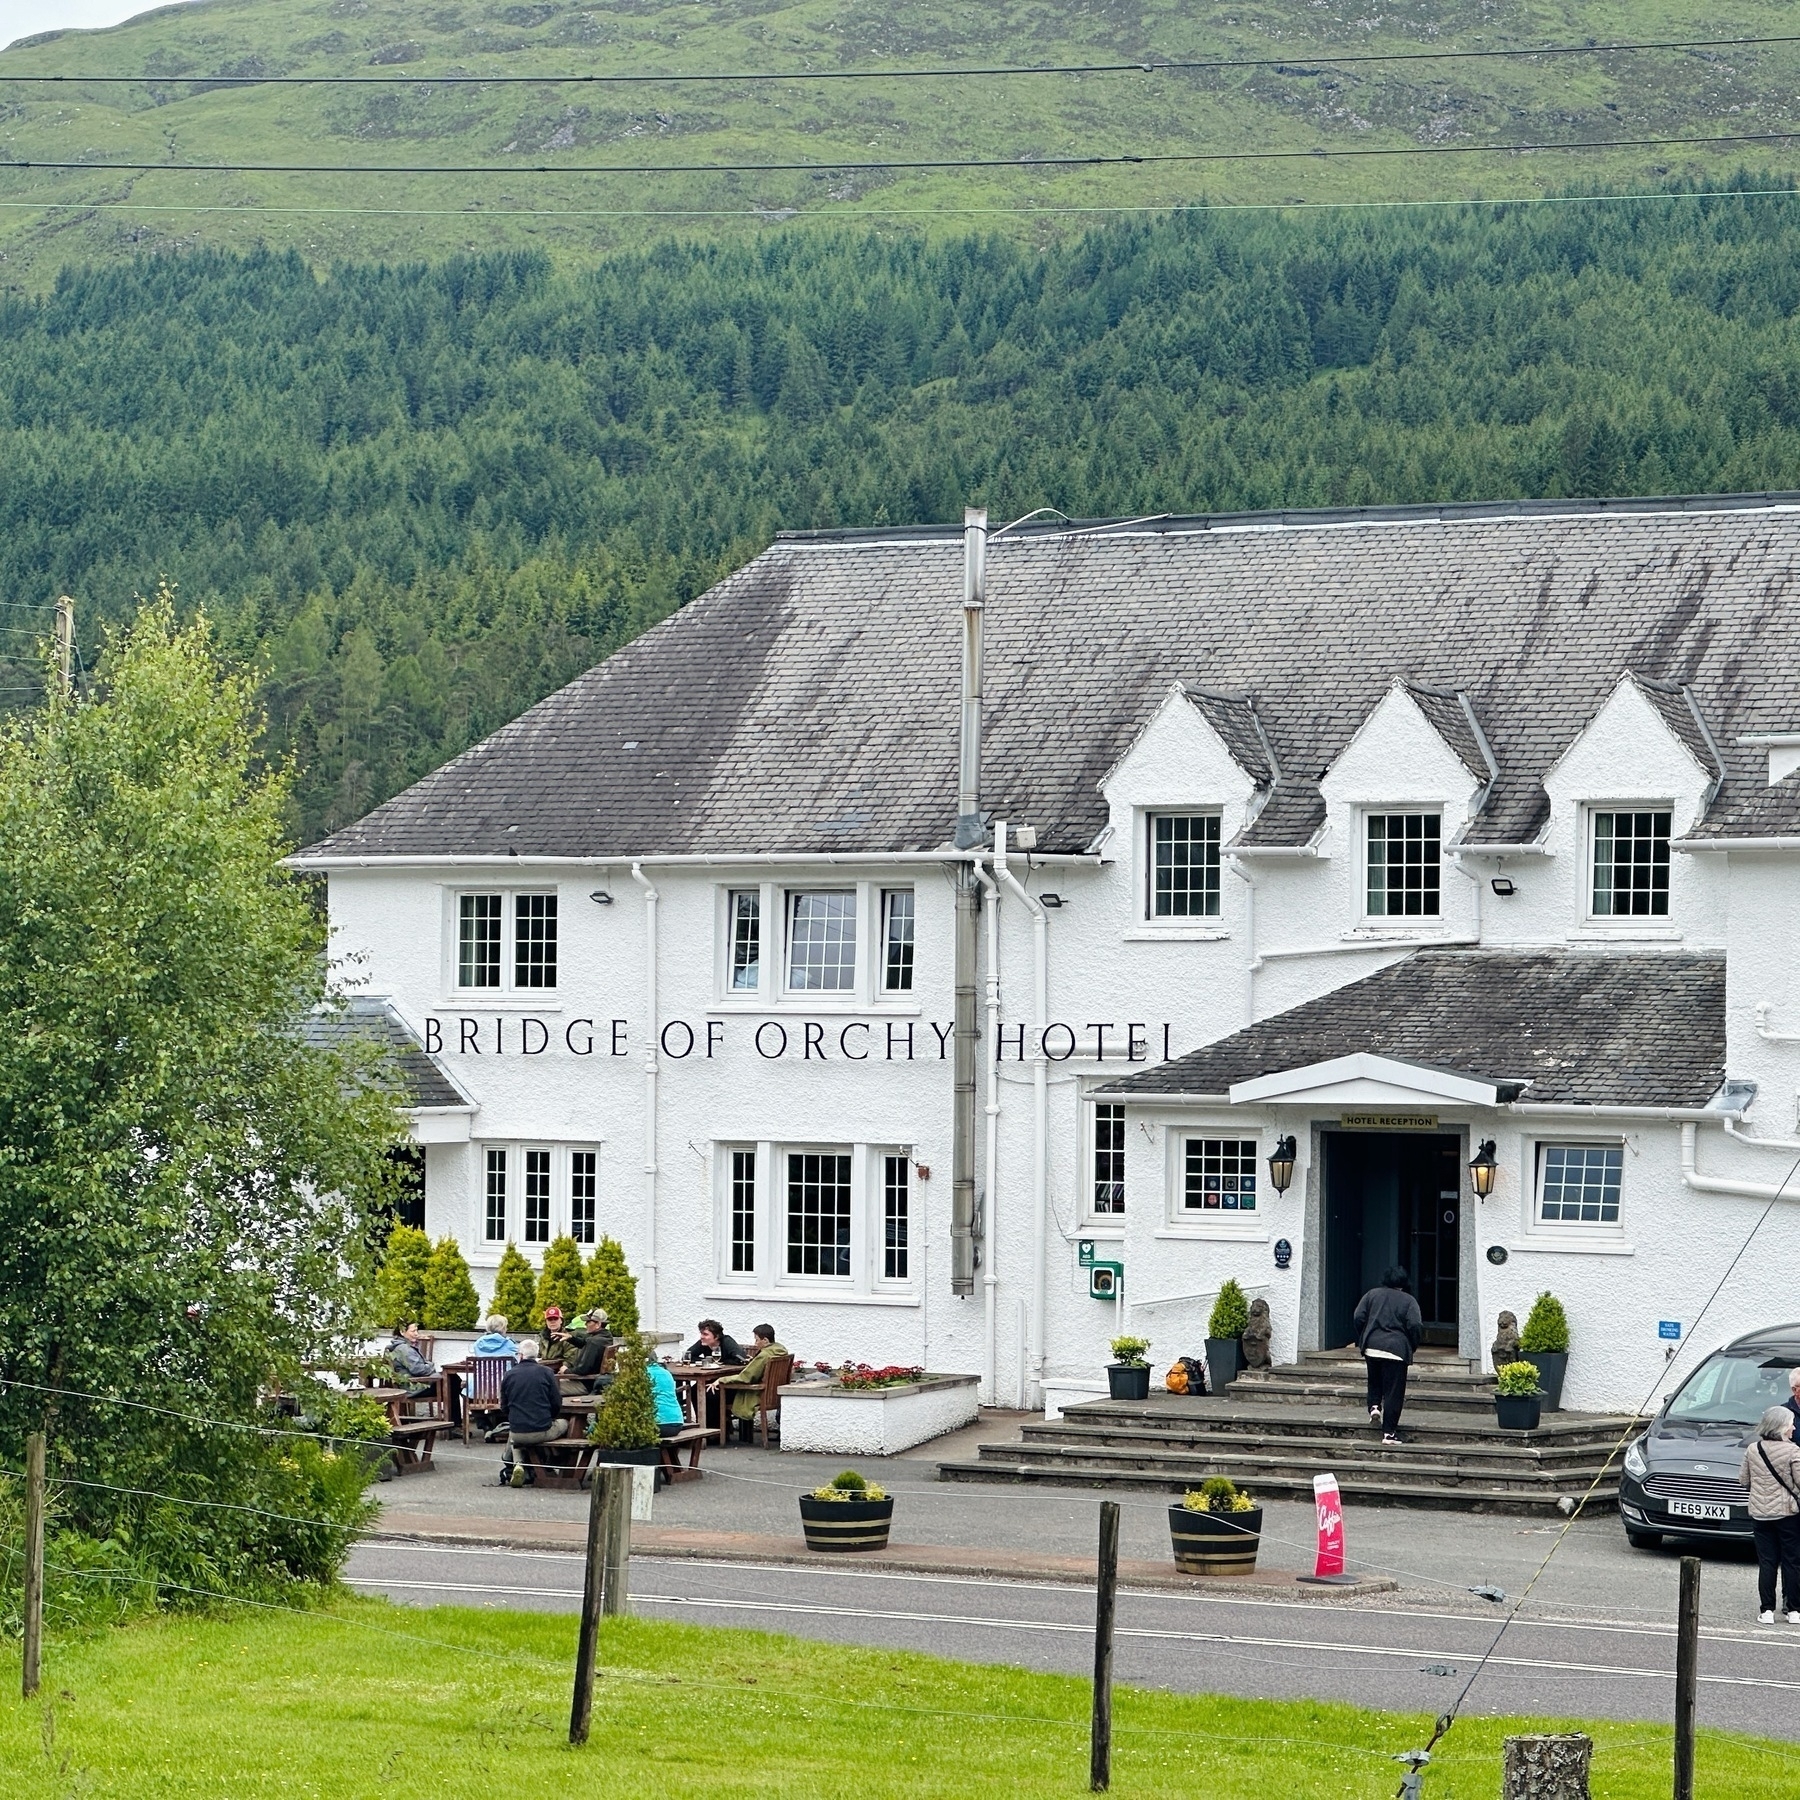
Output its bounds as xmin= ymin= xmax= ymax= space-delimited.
xmin=833 ymin=1363 xmax=927 ymax=1391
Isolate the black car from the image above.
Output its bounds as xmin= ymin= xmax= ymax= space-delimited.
xmin=1619 ymin=1323 xmax=1800 ymax=1548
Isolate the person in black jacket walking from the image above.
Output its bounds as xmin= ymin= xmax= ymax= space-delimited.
xmin=1353 ymin=1267 xmax=1423 ymax=1446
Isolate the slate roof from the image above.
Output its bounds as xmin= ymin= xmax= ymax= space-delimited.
xmin=1404 ymin=685 xmax=1495 ymax=791
xmin=298 ymin=492 xmax=1800 ymax=862
xmin=301 ymin=998 xmax=470 ymax=1111
xmin=1095 ymin=949 xmax=1725 ymax=1108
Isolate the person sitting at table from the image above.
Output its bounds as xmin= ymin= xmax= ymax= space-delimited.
xmin=499 ymin=1339 xmax=568 ymax=1488
xmin=683 ymin=1319 xmax=745 ymax=1365
xmin=558 ymin=1310 xmax=613 ymax=1396
xmin=471 ymin=1315 xmax=519 ymax=1357
xmin=647 ymin=1357 xmax=687 ymax=1439
xmin=718 ymin=1324 xmax=786 ymax=1444
xmin=539 ymin=1304 xmax=572 ymax=1369
xmin=388 ymin=1322 xmax=461 ymax=1428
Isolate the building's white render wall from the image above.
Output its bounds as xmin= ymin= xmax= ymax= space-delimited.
xmin=327 ymin=685 xmax=1798 ymax=1418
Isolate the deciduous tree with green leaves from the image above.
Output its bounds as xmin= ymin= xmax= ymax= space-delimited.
xmin=0 ymin=595 xmax=403 ymax=1597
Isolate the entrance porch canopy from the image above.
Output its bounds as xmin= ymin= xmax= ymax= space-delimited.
xmin=1096 ymin=948 xmax=1726 ymax=1111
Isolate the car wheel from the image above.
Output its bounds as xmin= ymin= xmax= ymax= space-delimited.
xmin=1625 ymin=1529 xmax=1662 ymax=1550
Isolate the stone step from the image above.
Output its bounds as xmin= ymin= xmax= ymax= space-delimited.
xmin=1059 ymin=1397 xmax=1620 ymax=1438
xmin=979 ymin=1434 xmax=1618 ymax=1488
xmin=938 ymin=1454 xmax=1618 ymax=1515
xmin=1024 ymin=1420 xmax=1627 ymax=1471
xmin=1221 ymin=1377 xmax=1498 ymax=1413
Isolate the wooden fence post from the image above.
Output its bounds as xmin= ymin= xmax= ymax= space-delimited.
xmin=21 ymin=1432 xmax=44 ymax=1700
xmin=601 ymin=1463 xmax=633 ymax=1617
xmin=1674 ymin=1555 xmax=1700 ymax=1800
xmin=568 ymin=1465 xmax=617 ymax=1745
xmin=1090 ymin=1499 xmax=1119 ymax=1793
xmin=1502 ymin=1732 xmax=1591 ymax=1798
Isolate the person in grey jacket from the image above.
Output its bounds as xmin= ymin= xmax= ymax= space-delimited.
xmin=1352 ymin=1267 xmax=1423 ymax=1447
xmin=1741 ymin=1405 xmax=1800 ymax=1624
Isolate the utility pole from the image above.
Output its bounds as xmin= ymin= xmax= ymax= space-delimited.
xmin=52 ymin=596 xmax=74 ymax=698
xmin=1673 ymin=1555 xmax=1700 ymax=1800
xmin=1090 ymin=1500 xmax=1119 ymax=1792
xmin=950 ymin=506 xmax=987 ymax=1299
xmin=22 ymin=1432 xmax=44 ymax=1698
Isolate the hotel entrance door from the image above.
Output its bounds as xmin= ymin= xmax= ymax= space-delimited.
xmin=1322 ymin=1131 xmax=1462 ymax=1349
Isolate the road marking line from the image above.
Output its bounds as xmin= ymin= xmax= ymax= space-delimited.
xmin=344 ymin=1578 xmax=1800 ymax=1689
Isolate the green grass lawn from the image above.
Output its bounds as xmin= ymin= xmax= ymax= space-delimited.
xmin=3 ymin=0 xmax=1800 ymax=280
xmin=0 ymin=1599 xmax=1793 ymax=1798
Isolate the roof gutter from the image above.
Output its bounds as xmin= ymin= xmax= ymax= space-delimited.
xmin=1096 ymin=1093 xmax=1736 ymax=1119
xmin=1672 ymin=838 xmax=1800 ymax=853
xmin=290 ymin=850 xmax=1103 ymax=872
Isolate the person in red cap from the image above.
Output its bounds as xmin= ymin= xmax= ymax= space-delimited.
xmin=538 ymin=1304 xmax=572 ymax=1371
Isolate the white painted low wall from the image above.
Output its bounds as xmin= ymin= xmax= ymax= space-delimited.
xmin=1042 ymin=1378 xmax=1109 ymax=1421
xmin=778 ymin=1374 xmax=980 ymax=1455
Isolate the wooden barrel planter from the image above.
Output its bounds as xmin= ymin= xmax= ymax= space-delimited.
xmin=799 ymin=1494 xmax=896 ymax=1552
xmin=1169 ymin=1504 xmax=1263 ymax=1576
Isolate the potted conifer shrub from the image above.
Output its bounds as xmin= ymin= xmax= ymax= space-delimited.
xmin=799 ymin=1468 xmax=895 ymax=1552
xmin=588 ymin=1333 xmax=663 ymax=1472
xmin=1206 ymin=1279 xmax=1251 ymax=1393
xmin=1107 ymin=1334 xmax=1152 ymax=1401
xmin=1494 ymin=1361 xmax=1545 ymax=1432
xmin=1169 ymin=1477 xmax=1262 ymax=1576
xmin=1517 ymin=1291 xmax=1570 ymax=1412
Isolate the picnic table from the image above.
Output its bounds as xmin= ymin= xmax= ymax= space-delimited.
xmin=361 ymin=1382 xmax=447 ymax=1472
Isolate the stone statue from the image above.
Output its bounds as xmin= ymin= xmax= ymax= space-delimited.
xmin=1241 ymin=1297 xmax=1273 ymax=1370
xmin=1492 ymin=1310 xmax=1520 ymax=1367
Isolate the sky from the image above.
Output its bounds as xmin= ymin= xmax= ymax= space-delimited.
xmin=0 ymin=1 xmax=194 ymax=49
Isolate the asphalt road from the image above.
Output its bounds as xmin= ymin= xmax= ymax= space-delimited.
xmin=345 ymin=1538 xmax=1800 ymax=1739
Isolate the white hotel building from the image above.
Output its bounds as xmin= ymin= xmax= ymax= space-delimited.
xmin=298 ymin=495 xmax=1800 ymax=1416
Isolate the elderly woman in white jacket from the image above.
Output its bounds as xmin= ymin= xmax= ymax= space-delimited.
xmin=1741 ymin=1406 xmax=1800 ymax=1625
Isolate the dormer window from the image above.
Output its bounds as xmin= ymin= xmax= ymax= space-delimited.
xmin=1149 ymin=813 xmax=1221 ymax=918
xmin=1590 ymin=810 xmax=1670 ymax=917
xmin=1365 ymin=813 xmax=1440 ymax=917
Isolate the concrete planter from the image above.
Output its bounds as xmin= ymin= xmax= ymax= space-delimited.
xmin=777 ymin=1373 xmax=979 ymax=1455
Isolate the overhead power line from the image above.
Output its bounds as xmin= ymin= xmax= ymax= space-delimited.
xmin=7 ymin=126 xmax=1800 ymax=178
xmin=1 ymin=33 xmax=1797 ymax=86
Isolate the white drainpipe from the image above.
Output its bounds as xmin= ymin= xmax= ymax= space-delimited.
xmin=994 ymin=821 xmax=1049 ymax=1411
xmin=1227 ymin=853 xmax=1259 ymax=1026
xmin=974 ymin=857 xmax=1002 ymax=1405
xmin=1754 ymin=1001 xmax=1800 ymax=1044
xmin=1724 ymin=1115 xmax=1800 ymax=1154
xmin=631 ymin=862 xmax=660 ymax=1328
xmin=1680 ymin=1120 xmax=1800 ymax=1202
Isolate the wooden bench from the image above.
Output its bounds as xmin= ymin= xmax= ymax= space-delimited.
xmin=658 ymin=1425 xmax=714 ymax=1484
xmin=387 ymin=1419 xmax=444 ymax=1472
xmin=516 ymin=1434 xmax=595 ymax=1490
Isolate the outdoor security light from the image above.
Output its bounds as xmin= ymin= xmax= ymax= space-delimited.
xmin=1267 ymin=1134 xmax=1297 ymax=1194
xmin=588 ymin=890 xmax=614 ymax=904
xmin=1490 ymin=877 xmax=1516 ymax=897
xmin=1039 ymin=893 xmax=1065 ymax=908
xmin=1469 ymin=1139 xmax=1499 ymax=1198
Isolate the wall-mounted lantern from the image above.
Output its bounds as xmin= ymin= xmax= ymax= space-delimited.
xmin=1267 ymin=1134 xmax=1297 ymax=1195
xmin=1469 ymin=1139 xmax=1499 ymax=1199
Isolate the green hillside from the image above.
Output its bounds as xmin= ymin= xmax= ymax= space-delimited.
xmin=0 ymin=0 xmax=1799 ymax=281
xmin=9 ymin=191 xmax=1800 ymax=838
